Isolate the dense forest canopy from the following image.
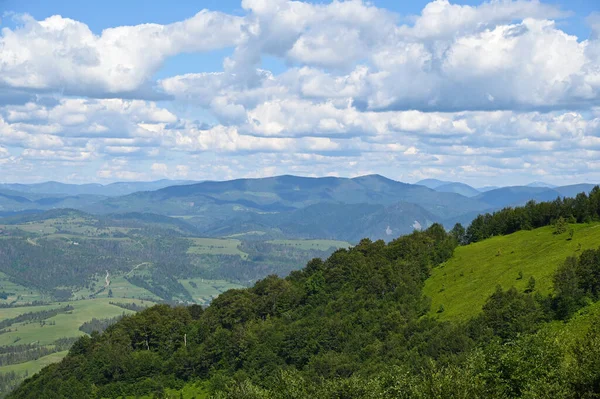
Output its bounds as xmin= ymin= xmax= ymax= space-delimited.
xmin=8 ymin=213 xmax=600 ymax=398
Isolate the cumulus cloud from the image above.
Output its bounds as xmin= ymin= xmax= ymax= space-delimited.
xmin=0 ymin=11 xmax=244 ymax=95
xmin=157 ymin=0 xmax=598 ymax=114
xmin=0 ymin=146 xmax=10 ymax=158
xmin=1 ymin=0 xmax=599 ymax=185
xmin=0 ymin=93 xmax=598 ymax=185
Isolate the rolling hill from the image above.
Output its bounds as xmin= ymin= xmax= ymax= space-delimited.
xmin=434 ymin=182 xmax=480 ymax=197
xmin=0 ymin=176 xmax=598 ymax=243
xmin=424 ymin=222 xmax=600 ymax=321
xmin=7 ymin=217 xmax=600 ymax=399
xmin=89 ymin=175 xmax=491 ymax=240
xmin=475 ymin=184 xmax=599 ymax=209
xmin=474 ymin=186 xmax=560 ymax=208
xmin=204 ymin=201 xmax=439 ymax=242
xmin=526 ymin=181 xmax=557 ymax=188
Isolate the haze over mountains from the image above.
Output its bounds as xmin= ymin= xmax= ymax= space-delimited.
xmin=0 ymin=180 xmax=196 ymax=197
xmin=0 ymin=175 xmax=596 ymax=242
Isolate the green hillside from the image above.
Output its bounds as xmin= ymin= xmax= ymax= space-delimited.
xmin=425 ymin=222 xmax=600 ymax=321
xmin=7 ymin=221 xmax=600 ymax=398
xmin=0 ymin=299 xmax=144 ymax=347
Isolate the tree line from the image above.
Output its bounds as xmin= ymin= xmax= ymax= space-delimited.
xmin=7 ymin=194 xmax=600 ymax=398
xmin=450 ymin=186 xmax=600 ymax=244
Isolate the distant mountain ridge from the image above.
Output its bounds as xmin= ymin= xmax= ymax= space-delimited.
xmin=416 ymin=179 xmax=480 ymax=197
xmin=0 ymin=175 xmax=598 ymax=242
xmin=0 ymin=179 xmax=197 ymax=197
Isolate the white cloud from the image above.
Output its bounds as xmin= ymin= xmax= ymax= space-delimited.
xmin=0 ymin=146 xmax=10 ymax=158
xmin=21 ymin=148 xmax=94 ymax=162
xmin=151 ymin=163 xmax=169 ymax=176
xmin=0 ymin=11 xmax=244 ymax=94
xmin=400 ymin=0 xmax=567 ymax=39
xmin=1 ymin=1 xmax=600 ymax=185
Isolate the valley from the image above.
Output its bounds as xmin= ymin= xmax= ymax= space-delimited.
xmin=0 ymin=209 xmax=350 ymax=395
xmin=1 ymin=178 xmax=599 ymax=398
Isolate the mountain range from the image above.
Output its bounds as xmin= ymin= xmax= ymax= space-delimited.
xmin=0 ymin=175 xmax=597 ymax=242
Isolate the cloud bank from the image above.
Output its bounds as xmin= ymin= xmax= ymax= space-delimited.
xmin=0 ymin=0 xmax=598 ymax=186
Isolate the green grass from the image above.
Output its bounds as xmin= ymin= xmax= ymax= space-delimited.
xmin=71 ymin=268 xmax=160 ymax=301
xmin=225 ymin=230 xmax=266 ymax=238
xmin=187 ymin=238 xmax=248 ymax=259
xmin=424 ymin=223 xmax=600 ymax=322
xmin=0 ymin=272 xmax=48 ymax=305
xmin=0 ymin=298 xmax=156 ymax=389
xmin=0 ymin=298 xmax=152 ymax=346
xmin=266 ymin=239 xmax=352 ymax=251
xmin=0 ymin=351 xmax=68 ymax=375
xmin=179 ymin=278 xmax=244 ymax=305
xmin=0 ymin=303 xmax=62 ymax=320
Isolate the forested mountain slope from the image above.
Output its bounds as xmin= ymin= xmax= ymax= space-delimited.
xmin=2 ymin=176 xmax=598 ymax=242
xmin=8 ymin=218 xmax=600 ymax=398
xmin=5 ymin=186 xmax=600 ymax=398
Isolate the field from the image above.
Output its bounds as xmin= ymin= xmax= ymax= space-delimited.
xmin=0 ymin=217 xmax=136 ymax=238
xmin=0 ymin=272 xmax=47 ymax=306
xmin=0 ymin=351 xmax=69 ymax=376
xmin=187 ymin=238 xmax=248 ymax=259
xmin=71 ymin=266 xmax=160 ymax=301
xmin=179 ymin=278 xmax=244 ymax=305
xmin=0 ymin=298 xmax=155 ymax=394
xmin=424 ymin=222 xmax=600 ymax=321
xmin=266 ymin=239 xmax=352 ymax=251
xmin=0 ymin=298 xmax=149 ymax=346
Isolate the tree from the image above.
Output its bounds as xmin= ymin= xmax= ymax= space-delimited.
xmin=554 ymin=217 xmax=568 ymax=235
xmin=525 ymin=276 xmax=536 ymax=293
xmin=477 ymin=286 xmax=546 ymax=340
xmin=450 ymin=223 xmax=466 ymax=245
xmin=553 ymin=256 xmax=585 ymax=319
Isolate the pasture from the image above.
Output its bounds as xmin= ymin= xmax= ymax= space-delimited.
xmin=179 ymin=278 xmax=244 ymax=305
xmin=266 ymin=239 xmax=352 ymax=251
xmin=424 ymin=222 xmax=600 ymax=321
xmin=187 ymin=238 xmax=248 ymax=259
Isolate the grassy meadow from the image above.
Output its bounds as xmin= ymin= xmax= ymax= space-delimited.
xmin=0 ymin=298 xmax=149 ymax=347
xmin=187 ymin=238 xmax=248 ymax=259
xmin=266 ymin=239 xmax=352 ymax=251
xmin=179 ymin=278 xmax=244 ymax=305
xmin=424 ymin=222 xmax=600 ymax=321
xmin=0 ymin=298 xmax=154 ymax=394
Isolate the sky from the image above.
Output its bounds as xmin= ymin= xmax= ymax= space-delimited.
xmin=0 ymin=0 xmax=598 ymax=186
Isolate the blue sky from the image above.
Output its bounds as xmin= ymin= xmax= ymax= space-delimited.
xmin=0 ymin=0 xmax=598 ymax=186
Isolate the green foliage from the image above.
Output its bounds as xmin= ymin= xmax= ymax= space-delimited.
xmin=465 ymin=187 xmax=600 ymax=244
xmin=8 ymin=226 xmax=458 ymax=398
xmin=552 ymin=248 xmax=600 ymax=319
xmin=569 ymin=319 xmax=600 ymax=396
xmin=471 ymin=286 xmax=547 ymax=341
xmin=525 ymin=276 xmax=536 ymax=293
xmin=450 ymin=223 xmax=466 ymax=245
xmin=554 ymin=217 xmax=568 ymax=235
xmin=7 ymin=221 xmax=600 ymax=399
